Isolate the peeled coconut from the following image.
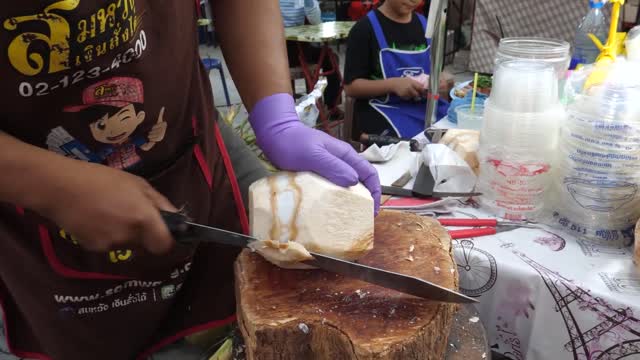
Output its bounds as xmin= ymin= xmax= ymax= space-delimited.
xmin=248 ymin=172 xmax=375 ymax=269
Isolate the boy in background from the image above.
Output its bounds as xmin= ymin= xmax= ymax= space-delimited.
xmin=344 ymin=0 xmax=453 ymax=139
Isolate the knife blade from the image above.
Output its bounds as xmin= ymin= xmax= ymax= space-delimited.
xmin=381 ymin=185 xmax=481 ymax=198
xmin=391 ymin=171 xmax=413 ymax=188
xmin=161 ymin=211 xmax=477 ymax=304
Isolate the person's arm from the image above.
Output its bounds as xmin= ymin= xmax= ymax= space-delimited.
xmin=217 ymin=121 xmax=270 ymax=207
xmin=304 ymin=0 xmax=322 ymax=25
xmin=342 ymin=20 xmax=396 ymax=99
xmin=0 ymin=131 xmax=176 ymax=253
xmin=344 ymin=78 xmax=396 ymax=98
xmin=212 ymin=0 xmax=291 ymax=110
xmin=212 ymin=0 xmax=381 ymax=214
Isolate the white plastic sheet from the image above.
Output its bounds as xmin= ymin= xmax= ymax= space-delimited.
xmin=422 ymin=143 xmax=477 ymax=193
xmin=373 ymin=158 xmax=640 ymax=360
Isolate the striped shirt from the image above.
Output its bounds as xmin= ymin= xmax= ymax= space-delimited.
xmin=280 ymin=0 xmax=322 ymax=27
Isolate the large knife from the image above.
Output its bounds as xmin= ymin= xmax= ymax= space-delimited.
xmin=162 ymin=211 xmax=476 ymax=304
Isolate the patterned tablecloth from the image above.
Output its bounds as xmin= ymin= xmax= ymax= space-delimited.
xmin=285 ymin=21 xmax=355 ymax=42
xmin=469 ymin=0 xmax=611 ymax=74
xmin=373 ymin=148 xmax=640 ymax=360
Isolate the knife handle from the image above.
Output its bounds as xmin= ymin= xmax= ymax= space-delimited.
xmin=381 ymin=186 xmax=416 ymax=198
xmin=160 ymin=211 xmax=194 ymax=243
xmin=448 ymin=227 xmax=497 ymax=239
xmin=438 ymin=219 xmax=498 ymax=227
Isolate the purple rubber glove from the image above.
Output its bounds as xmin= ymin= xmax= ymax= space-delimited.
xmin=250 ymin=93 xmax=381 ymax=214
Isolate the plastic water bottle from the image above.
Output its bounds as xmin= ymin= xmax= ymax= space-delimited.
xmin=571 ymin=0 xmax=608 ymax=68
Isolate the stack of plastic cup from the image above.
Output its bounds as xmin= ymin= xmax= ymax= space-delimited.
xmin=495 ymin=37 xmax=570 ymax=99
xmin=543 ymin=64 xmax=640 ymax=246
xmin=476 ymin=60 xmax=566 ymax=220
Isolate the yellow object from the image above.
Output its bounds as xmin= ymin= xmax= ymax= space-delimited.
xmin=208 ymin=338 xmax=233 ymax=360
xmin=616 ymin=32 xmax=628 ymax=55
xmin=471 ymin=72 xmax=479 ymax=113
xmin=584 ymin=0 xmax=626 ymax=90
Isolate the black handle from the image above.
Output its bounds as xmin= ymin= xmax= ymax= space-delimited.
xmin=160 ymin=211 xmax=197 ymax=244
xmin=160 ymin=211 xmax=189 ymax=232
xmin=381 ymin=186 xmax=415 ymax=198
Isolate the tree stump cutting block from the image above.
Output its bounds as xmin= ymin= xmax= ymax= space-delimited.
xmin=235 ymin=210 xmax=459 ymax=359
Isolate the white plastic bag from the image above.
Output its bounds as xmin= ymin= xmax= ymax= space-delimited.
xmin=360 ymin=142 xmax=402 ymax=163
xmin=422 ymin=144 xmax=477 ymax=193
xmin=295 ymin=78 xmax=328 ymax=128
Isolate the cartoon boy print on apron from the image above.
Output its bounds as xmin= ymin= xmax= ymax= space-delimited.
xmin=367 ymin=11 xmax=449 ymax=138
xmin=49 ymin=77 xmax=168 ymax=171
xmin=0 ymin=1 xmax=248 ymax=359
xmin=41 ymin=74 xmax=191 ymax=281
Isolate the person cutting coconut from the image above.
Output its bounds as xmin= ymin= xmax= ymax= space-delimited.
xmin=0 ymin=1 xmax=380 ymax=359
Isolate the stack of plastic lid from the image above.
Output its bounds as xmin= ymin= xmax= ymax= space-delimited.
xmin=476 ymin=60 xmax=566 ymax=220
xmin=544 ymin=61 xmax=640 ymax=246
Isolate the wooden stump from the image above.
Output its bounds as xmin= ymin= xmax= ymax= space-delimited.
xmin=235 ymin=210 xmax=459 ymax=360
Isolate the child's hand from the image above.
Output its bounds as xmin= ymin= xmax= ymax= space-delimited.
xmin=39 ymin=160 xmax=178 ymax=254
xmin=389 ymin=77 xmax=426 ymax=99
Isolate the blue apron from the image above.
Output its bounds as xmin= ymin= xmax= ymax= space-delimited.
xmin=367 ymin=11 xmax=449 ymax=138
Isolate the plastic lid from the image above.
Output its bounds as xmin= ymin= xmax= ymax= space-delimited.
xmin=498 ymin=37 xmax=570 ymax=58
xmin=589 ymin=0 xmax=604 ymax=9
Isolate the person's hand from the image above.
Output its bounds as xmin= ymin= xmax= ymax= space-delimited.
xmin=36 ymin=159 xmax=178 ymax=254
xmin=389 ymin=77 xmax=426 ymax=99
xmin=249 ymin=94 xmax=381 ymax=214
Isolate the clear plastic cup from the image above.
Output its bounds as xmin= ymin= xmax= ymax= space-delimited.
xmin=480 ymin=100 xmax=564 ymax=152
xmin=490 ymin=60 xmax=558 ymax=113
xmin=455 ymin=104 xmax=484 ymax=130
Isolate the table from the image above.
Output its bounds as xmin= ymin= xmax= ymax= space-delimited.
xmin=468 ymin=0 xmax=611 ymax=74
xmin=373 ymin=150 xmax=640 ymax=360
xmin=285 ymin=21 xmax=355 ymax=133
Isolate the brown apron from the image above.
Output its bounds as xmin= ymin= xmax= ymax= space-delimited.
xmin=0 ymin=1 xmax=247 ymax=359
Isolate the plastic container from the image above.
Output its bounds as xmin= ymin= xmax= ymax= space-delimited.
xmin=481 ymin=101 xmax=565 ymax=149
xmin=477 ymin=104 xmax=565 ymax=220
xmin=543 ymin=73 xmax=640 ymax=246
xmin=490 ymin=61 xmax=558 ymax=113
xmin=476 ymin=60 xmax=564 ymax=220
xmin=455 ymin=104 xmax=484 ymax=130
xmin=571 ymin=0 xmax=608 ymax=68
xmin=495 ymin=37 xmax=571 ymax=79
xmin=626 ymin=26 xmax=640 ymax=62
